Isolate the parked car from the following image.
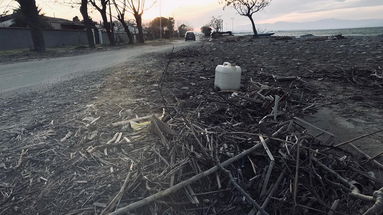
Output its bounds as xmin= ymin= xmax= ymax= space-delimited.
xmin=185 ymin=31 xmax=196 ymax=41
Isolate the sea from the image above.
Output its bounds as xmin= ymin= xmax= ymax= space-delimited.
xmin=234 ymin=26 xmax=383 ymax=37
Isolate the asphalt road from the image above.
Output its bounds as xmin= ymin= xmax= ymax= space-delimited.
xmin=0 ymin=41 xmax=189 ymax=93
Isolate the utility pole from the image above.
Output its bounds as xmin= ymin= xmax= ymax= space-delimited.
xmin=159 ymin=0 xmax=162 ymax=39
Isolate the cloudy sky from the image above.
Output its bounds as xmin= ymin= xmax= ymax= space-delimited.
xmin=1 ymin=0 xmax=383 ymax=31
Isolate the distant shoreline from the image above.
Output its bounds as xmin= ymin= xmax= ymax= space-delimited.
xmin=234 ymin=26 xmax=383 ymax=37
xmin=274 ymin=25 xmax=383 ymax=32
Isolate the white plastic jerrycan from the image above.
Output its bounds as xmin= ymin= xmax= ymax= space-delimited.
xmin=214 ymin=62 xmax=242 ymax=90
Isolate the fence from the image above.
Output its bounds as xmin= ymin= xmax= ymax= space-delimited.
xmin=0 ymin=27 xmax=130 ymax=50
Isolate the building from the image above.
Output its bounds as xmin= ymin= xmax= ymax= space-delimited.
xmin=0 ymin=14 xmax=85 ymax=30
xmin=42 ymin=16 xmax=85 ymax=30
xmin=0 ymin=14 xmax=136 ymax=50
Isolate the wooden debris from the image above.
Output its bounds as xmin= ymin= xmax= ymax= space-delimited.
xmin=109 ymin=143 xmax=263 ymax=215
xmin=111 ymin=113 xmax=162 ymax=127
xmin=60 ymin=131 xmax=73 ymax=142
xmin=101 ymin=163 xmax=134 ymax=215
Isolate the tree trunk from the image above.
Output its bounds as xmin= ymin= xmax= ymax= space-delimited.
xmin=119 ymin=19 xmax=134 ymax=44
xmin=101 ymin=12 xmax=115 ymax=46
xmin=134 ymin=14 xmax=144 ymax=43
xmin=17 ymin=0 xmax=45 ymax=52
xmin=80 ymin=0 xmax=95 ymax=48
xmin=248 ymin=15 xmax=258 ymax=37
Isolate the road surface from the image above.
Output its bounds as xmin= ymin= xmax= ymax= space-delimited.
xmin=0 ymin=41 xmax=189 ymax=93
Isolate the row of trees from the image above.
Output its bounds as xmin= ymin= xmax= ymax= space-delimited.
xmin=86 ymin=0 xmax=147 ymax=46
xmin=13 ymin=0 xmax=193 ymax=52
xmin=15 ymin=0 xmax=271 ymax=51
xmin=146 ymin=17 xmax=192 ymax=39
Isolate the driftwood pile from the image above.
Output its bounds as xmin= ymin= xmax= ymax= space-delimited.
xmin=346 ymin=67 xmax=383 ymax=88
xmin=1 ymin=45 xmax=383 ymax=215
xmin=104 ymin=50 xmax=383 ymax=214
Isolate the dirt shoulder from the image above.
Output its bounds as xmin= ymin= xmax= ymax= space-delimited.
xmin=1 ymin=36 xmax=383 ymax=214
xmin=0 ymin=39 xmax=180 ymax=65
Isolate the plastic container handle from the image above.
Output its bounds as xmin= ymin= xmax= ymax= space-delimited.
xmin=223 ymin=62 xmax=231 ymax=66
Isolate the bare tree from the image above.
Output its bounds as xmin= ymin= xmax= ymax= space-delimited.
xmin=112 ymin=0 xmax=134 ymax=44
xmin=89 ymin=0 xmax=116 ymax=45
xmin=80 ymin=0 xmax=96 ymax=48
xmin=209 ymin=16 xmax=223 ymax=32
xmin=221 ymin=0 xmax=271 ymax=37
xmin=124 ymin=0 xmax=153 ymax=43
xmin=16 ymin=0 xmax=45 ymax=52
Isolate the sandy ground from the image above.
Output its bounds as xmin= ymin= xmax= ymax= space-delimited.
xmin=0 ymin=35 xmax=382 ymax=214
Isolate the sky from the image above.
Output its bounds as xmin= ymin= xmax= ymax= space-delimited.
xmin=1 ymin=0 xmax=383 ymax=31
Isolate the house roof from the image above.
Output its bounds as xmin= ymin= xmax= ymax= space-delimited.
xmin=0 ymin=14 xmax=84 ymax=27
xmin=41 ymin=16 xmax=84 ymax=27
